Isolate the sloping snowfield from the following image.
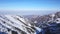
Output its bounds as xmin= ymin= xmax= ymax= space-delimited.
xmin=0 ymin=15 xmax=36 ymax=34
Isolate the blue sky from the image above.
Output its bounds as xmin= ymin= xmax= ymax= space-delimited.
xmin=0 ymin=0 xmax=60 ymax=15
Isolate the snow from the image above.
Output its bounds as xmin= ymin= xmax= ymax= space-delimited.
xmin=56 ymin=18 xmax=60 ymax=23
xmin=5 ymin=15 xmax=27 ymax=31
xmin=0 ymin=15 xmax=36 ymax=34
xmin=35 ymin=26 xmax=42 ymax=32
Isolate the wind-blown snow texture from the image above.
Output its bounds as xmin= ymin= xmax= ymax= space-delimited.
xmin=0 ymin=15 xmax=36 ymax=34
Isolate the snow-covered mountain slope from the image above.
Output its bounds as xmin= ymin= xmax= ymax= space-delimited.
xmin=0 ymin=15 xmax=36 ymax=34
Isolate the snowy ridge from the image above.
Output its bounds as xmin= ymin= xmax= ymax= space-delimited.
xmin=0 ymin=15 xmax=36 ymax=34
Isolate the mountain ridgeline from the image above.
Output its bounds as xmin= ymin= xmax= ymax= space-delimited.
xmin=0 ymin=11 xmax=60 ymax=34
xmin=0 ymin=15 xmax=36 ymax=34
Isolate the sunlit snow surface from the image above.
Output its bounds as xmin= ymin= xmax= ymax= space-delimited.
xmin=0 ymin=15 xmax=37 ymax=34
